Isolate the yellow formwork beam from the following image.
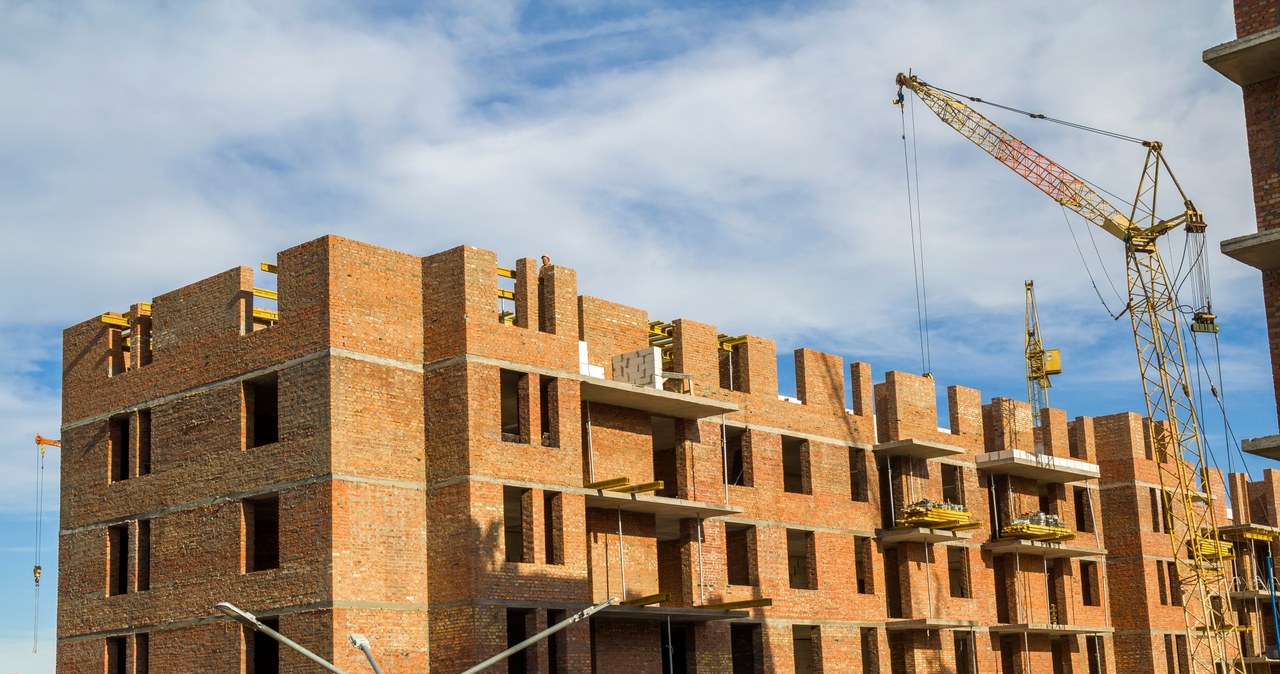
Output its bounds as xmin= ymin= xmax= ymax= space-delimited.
xmin=585 ymin=477 xmax=630 ymax=490
xmin=610 ymin=481 xmax=663 ymax=495
xmin=620 ymin=593 xmax=670 ymax=606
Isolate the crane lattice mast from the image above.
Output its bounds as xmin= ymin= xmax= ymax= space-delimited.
xmin=896 ymin=72 xmax=1237 ymax=674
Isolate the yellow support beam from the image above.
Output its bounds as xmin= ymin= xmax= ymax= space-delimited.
xmin=497 ymin=289 xmax=515 ymax=301
xmin=585 ymin=477 xmax=630 ymax=490
xmin=620 ymin=593 xmax=670 ymax=606
xmin=609 ymin=481 xmax=663 ymax=494
xmin=496 ymin=266 xmax=516 ymax=279
xmin=253 ymin=288 xmax=278 ymax=301
xmin=100 ymin=313 xmax=130 ymax=328
xmin=261 ymin=262 xmax=278 ymax=273
xmin=253 ymin=307 xmax=279 ymax=322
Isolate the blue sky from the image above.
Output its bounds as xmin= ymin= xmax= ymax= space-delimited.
xmin=0 ymin=1 xmax=1267 ymax=671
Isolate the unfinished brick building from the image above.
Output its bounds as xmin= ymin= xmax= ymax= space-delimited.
xmin=62 ymin=232 xmax=1220 ymax=674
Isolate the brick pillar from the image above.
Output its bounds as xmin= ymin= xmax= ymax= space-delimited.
xmin=671 ymin=319 xmax=719 ymax=394
xmin=538 ymin=264 xmax=578 ymax=337
xmin=736 ymin=335 xmax=777 ymax=396
xmin=795 ymin=348 xmax=844 ymax=409
xmin=850 ymin=361 xmax=873 ymax=417
xmin=514 ymin=257 xmax=540 ymax=329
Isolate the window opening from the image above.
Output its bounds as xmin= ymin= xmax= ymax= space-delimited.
xmin=504 ymin=486 xmax=532 ymax=563
xmin=506 ymin=608 xmax=532 ymax=674
xmin=137 ymin=519 xmax=151 ymax=592
xmin=782 ymin=436 xmax=809 ymax=495
xmin=107 ymin=636 xmax=127 ymax=674
xmin=1157 ymin=559 xmax=1169 ymax=605
xmin=787 ymin=529 xmax=816 ymax=590
xmin=107 ymin=524 xmax=128 ymax=596
xmin=860 ymin=627 xmax=880 ymax=673
xmin=731 ymin=623 xmax=762 ymax=674
xmin=500 ymin=370 xmax=527 ymax=443
xmin=540 ymin=376 xmax=558 ymax=447
xmin=854 ymin=535 xmax=874 ymax=594
xmin=109 ymin=415 xmax=130 ymax=482
xmin=1167 ymin=560 xmax=1182 ymax=606
xmin=954 ymin=631 xmax=975 ymax=674
xmin=1086 ymin=635 xmax=1105 ymax=674
xmin=942 ymin=464 xmax=964 ymax=506
xmin=544 ymin=491 xmax=563 ymax=565
xmin=247 ymin=617 xmax=280 ymax=674
xmin=244 ymin=377 xmax=279 ymax=448
xmin=652 ymin=416 xmax=678 ymax=497
xmin=726 ymin=523 xmax=756 ymax=586
xmin=547 ymin=609 xmax=566 ymax=673
xmin=245 ymin=495 xmax=280 ymax=572
xmin=1073 ymin=486 xmax=1094 ymax=532
xmin=1080 ymin=560 xmax=1100 ymax=606
xmin=137 ymin=409 xmax=152 ymax=476
xmin=1050 ymin=636 xmax=1071 ymax=674
xmin=136 ymin=632 xmax=149 ymax=674
xmin=791 ymin=625 xmax=818 ymax=674
xmin=850 ymin=447 xmax=869 ymax=502
xmin=947 ymin=546 xmax=970 ymax=598
xmin=885 ymin=547 xmax=904 ymax=618
xmin=1149 ymin=488 xmax=1163 ymax=533
xmin=726 ymin=427 xmax=749 ymax=487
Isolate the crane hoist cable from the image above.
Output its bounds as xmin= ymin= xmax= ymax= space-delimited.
xmin=32 ymin=434 xmax=58 ymax=653
xmin=896 ymin=71 xmax=1239 ymax=674
xmin=898 ymin=89 xmax=933 ymax=375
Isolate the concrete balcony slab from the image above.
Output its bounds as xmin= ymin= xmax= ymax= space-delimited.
xmin=983 ymin=539 xmax=1106 ymax=559
xmin=976 ymin=449 xmax=1099 ymax=482
xmin=584 ymin=490 xmax=741 ymax=520
xmin=873 ymin=438 xmax=966 ymax=460
xmin=597 ymin=604 xmax=749 ymax=623
xmin=1204 ymin=26 xmax=1280 ymax=87
xmin=885 ymin=618 xmax=979 ymax=631
xmin=876 ymin=527 xmax=973 ymax=546
xmin=1243 ymin=434 xmax=1280 ymax=461
xmin=580 ymin=378 xmax=737 ymax=419
xmin=988 ymin=623 xmax=1114 ymax=636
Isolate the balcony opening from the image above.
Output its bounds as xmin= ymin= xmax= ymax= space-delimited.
xmin=999 ymin=635 xmax=1017 ymax=674
xmin=547 ymin=609 xmax=566 ymax=672
xmin=731 ymin=623 xmax=762 ymax=674
xmin=1051 ymin=636 xmax=1071 ymax=674
xmin=244 ymin=495 xmax=280 ymax=572
xmin=544 ymin=491 xmax=563 ymax=565
xmin=791 ymin=625 xmax=819 ymax=674
xmin=652 ymin=416 xmax=678 ymax=498
xmin=540 ymin=376 xmax=558 ymax=447
xmin=1080 ymin=560 xmax=1100 ymax=606
xmin=1073 ymin=486 xmax=1094 ymax=533
xmin=942 ymin=464 xmax=964 ymax=506
xmin=1038 ymin=483 xmax=1060 ymax=517
xmin=244 ymin=376 xmax=279 ymax=448
xmin=787 ymin=529 xmax=816 ymax=590
xmin=888 ymin=632 xmax=908 ymax=673
xmin=726 ymin=523 xmax=757 ymax=586
xmin=1048 ymin=559 xmax=1066 ymax=623
xmin=878 ymin=456 xmax=896 ymax=528
xmin=1086 ymin=635 xmax=1105 ymax=674
xmin=246 ymin=617 xmax=279 ymax=674
xmin=947 ymin=546 xmax=970 ymax=598
xmin=504 ymin=486 xmax=532 ymax=563
xmin=136 ymin=633 xmax=149 ymax=674
xmin=726 ymin=426 xmax=750 ymax=487
xmin=506 ymin=608 xmax=533 ymax=674
xmin=850 ymin=447 xmax=869 ymax=502
xmin=1174 ymin=634 xmax=1189 ymax=674
xmin=860 ymin=628 xmax=879 ymax=673
xmin=955 ymin=631 xmax=976 ymax=674
xmin=109 ymin=415 xmax=130 ymax=482
xmin=107 ymin=524 xmax=128 ymax=596
xmin=137 ymin=519 xmax=151 ymax=592
xmin=501 ymin=369 xmax=527 ymax=443
xmin=660 ymin=622 xmax=693 ymax=674
xmin=854 ymin=535 xmax=874 ymax=594
xmin=884 ymin=546 xmax=903 ymax=618
xmin=107 ymin=636 xmax=127 ymax=674
xmin=782 ymin=435 xmax=810 ymax=495
xmin=994 ymin=560 xmax=1011 ymax=622
xmin=137 ymin=409 xmax=152 ymax=476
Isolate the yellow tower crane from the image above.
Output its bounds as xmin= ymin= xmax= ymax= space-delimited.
xmin=1024 ymin=280 xmax=1061 ymax=424
xmin=896 ymin=72 xmax=1237 ymax=673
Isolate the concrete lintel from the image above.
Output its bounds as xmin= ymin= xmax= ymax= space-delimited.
xmin=1204 ymin=26 xmax=1280 ymax=87
xmin=884 ymin=618 xmax=979 ymax=632
xmin=597 ymin=605 xmax=748 ymax=623
xmin=584 ymin=491 xmax=741 ymax=519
